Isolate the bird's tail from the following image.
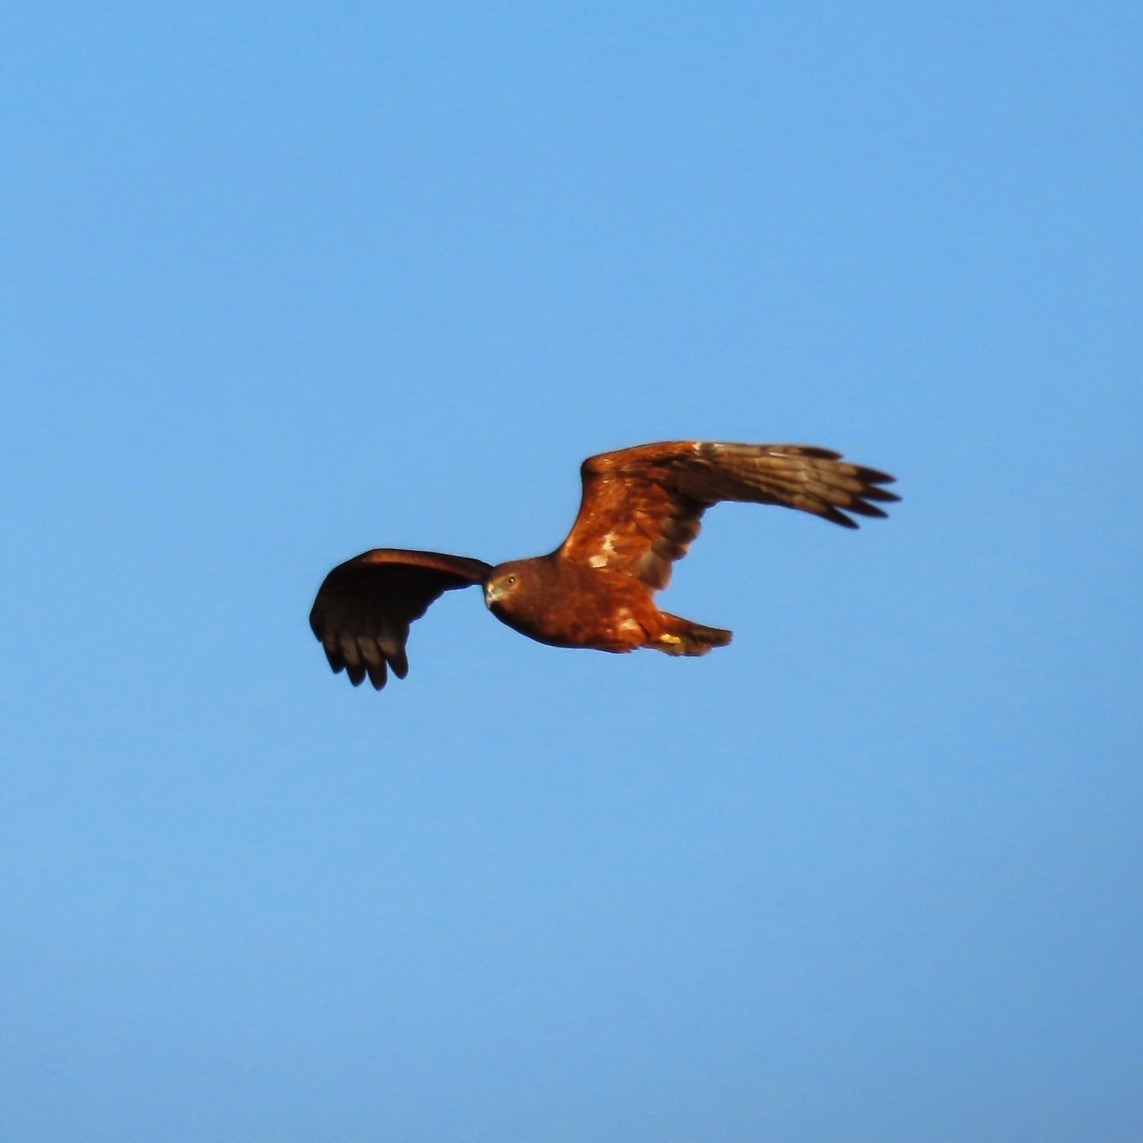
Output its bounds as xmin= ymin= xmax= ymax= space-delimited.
xmin=652 ymin=612 xmax=733 ymax=656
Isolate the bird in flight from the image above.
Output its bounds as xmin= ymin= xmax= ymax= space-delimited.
xmin=310 ymin=440 xmax=898 ymax=690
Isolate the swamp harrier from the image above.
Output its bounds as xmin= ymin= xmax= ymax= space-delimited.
xmin=310 ymin=440 xmax=898 ymax=690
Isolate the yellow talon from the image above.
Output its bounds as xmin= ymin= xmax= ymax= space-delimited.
xmin=659 ymin=633 xmax=682 ymax=645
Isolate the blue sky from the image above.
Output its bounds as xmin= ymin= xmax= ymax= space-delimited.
xmin=3 ymin=3 xmax=1141 ymax=1140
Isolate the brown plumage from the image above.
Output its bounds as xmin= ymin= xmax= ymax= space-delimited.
xmin=309 ymin=441 xmax=899 ymax=690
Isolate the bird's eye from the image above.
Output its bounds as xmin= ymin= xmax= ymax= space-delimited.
xmin=505 ymin=575 xmax=517 ymax=587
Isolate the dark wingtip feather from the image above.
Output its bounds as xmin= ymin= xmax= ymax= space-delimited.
xmin=846 ymin=501 xmax=889 ymax=519
xmin=861 ymin=486 xmax=900 ymax=503
xmin=366 ymin=659 xmax=388 ymax=690
xmin=857 ymin=465 xmax=896 ymax=485
xmin=820 ymin=505 xmax=861 ymax=528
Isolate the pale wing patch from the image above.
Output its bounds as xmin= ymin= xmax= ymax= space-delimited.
xmin=618 ymin=615 xmax=644 ymax=636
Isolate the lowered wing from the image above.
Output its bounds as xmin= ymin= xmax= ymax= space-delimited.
xmin=310 ymin=548 xmax=492 ymax=689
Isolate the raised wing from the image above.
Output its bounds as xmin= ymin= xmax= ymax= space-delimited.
xmin=309 ymin=548 xmax=492 ymax=689
xmin=557 ymin=441 xmax=898 ymax=591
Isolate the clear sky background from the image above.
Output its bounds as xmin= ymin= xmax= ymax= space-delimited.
xmin=3 ymin=3 xmax=1141 ymax=1141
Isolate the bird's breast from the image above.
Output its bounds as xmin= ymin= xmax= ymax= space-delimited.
xmin=487 ymin=562 xmax=656 ymax=652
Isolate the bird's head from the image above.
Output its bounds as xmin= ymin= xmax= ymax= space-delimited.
xmin=483 ymin=561 xmax=530 ymax=612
